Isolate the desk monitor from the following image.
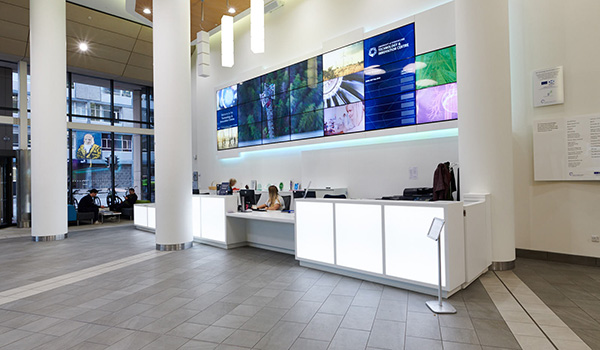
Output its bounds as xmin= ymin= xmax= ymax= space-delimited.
xmin=239 ymin=189 xmax=256 ymax=210
xmin=293 ymin=190 xmax=316 ymax=199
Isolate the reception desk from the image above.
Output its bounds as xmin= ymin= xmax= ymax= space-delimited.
xmin=135 ymin=194 xmax=490 ymax=297
xmin=192 ymin=195 xmax=295 ymax=254
xmin=295 ymin=198 xmax=466 ymax=297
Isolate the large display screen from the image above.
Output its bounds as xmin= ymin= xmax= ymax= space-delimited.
xmin=215 ymin=23 xmax=457 ymax=150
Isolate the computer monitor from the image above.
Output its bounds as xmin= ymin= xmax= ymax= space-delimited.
xmin=239 ymin=189 xmax=256 ymax=210
xmin=293 ymin=190 xmax=316 ymax=199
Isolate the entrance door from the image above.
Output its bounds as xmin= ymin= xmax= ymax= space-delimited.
xmin=0 ymin=156 xmax=13 ymax=227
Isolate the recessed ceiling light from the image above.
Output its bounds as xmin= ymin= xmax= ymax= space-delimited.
xmin=143 ymin=8 xmax=151 ymax=14
xmin=78 ymin=42 xmax=88 ymax=52
xmin=228 ymin=7 xmax=236 ymax=14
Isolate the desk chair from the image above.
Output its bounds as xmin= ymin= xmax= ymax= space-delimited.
xmin=323 ymin=194 xmax=347 ymax=199
xmin=282 ymin=195 xmax=291 ymax=211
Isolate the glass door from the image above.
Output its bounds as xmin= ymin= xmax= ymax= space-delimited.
xmin=0 ymin=156 xmax=13 ymax=227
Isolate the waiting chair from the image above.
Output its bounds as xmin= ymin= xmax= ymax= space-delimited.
xmin=71 ymin=199 xmax=94 ymax=225
xmin=121 ymin=207 xmax=134 ymax=220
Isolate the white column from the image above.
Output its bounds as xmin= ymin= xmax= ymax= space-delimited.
xmin=153 ymin=0 xmax=193 ymax=250
xmin=30 ymin=0 xmax=67 ymax=241
xmin=455 ymin=0 xmax=516 ymax=268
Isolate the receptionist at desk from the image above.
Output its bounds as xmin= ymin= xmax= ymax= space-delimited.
xmin=257 ymin=185 xmax=285 ymax=211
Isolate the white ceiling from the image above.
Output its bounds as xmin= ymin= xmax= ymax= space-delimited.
xmin=67 ymin=0 xmax=152 ymax=27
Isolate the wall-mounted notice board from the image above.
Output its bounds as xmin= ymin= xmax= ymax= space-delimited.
xmin=533 ymin=114 xmax=600 ymax=181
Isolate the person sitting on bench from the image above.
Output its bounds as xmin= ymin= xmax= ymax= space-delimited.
xmin=79 ymin=188 xmax=105 ymax=224
xmin=111 ymin=188 xmax=138 ymax=212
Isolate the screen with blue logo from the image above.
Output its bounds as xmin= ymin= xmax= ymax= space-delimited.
xmin=364 ymin=23 xmax=415 ymax=68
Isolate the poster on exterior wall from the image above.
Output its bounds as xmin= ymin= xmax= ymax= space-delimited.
xmin=76 ymin=131 xmax=102 ymax=160
xmin=533 ymin=114 xmax=600 ymax=180
xmin=532 ymin=66 xmax=564 ymax=107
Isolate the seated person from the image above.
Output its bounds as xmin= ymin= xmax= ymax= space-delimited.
xmin=111 ymin=188 xmax=138 ymax=212
xmin=78 ymin=188 xmax=105 ymax=224
xmin=227 ymin=178 xmax=238 ymax=195
xmin=257 ymin=185 xmax=285 ymax=211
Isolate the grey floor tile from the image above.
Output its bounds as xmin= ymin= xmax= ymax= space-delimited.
xmin=441 ymin=326 xmax=480 ymax=344
xmin=281 ymin=300 xmax=321 ymax=323
xmin=340 ymin=305 xmax=377 ymax=331
xmin=381 ymin=286 xmax=409 ymax=301
xmin=290 ymin=338 xmax=329 ymax=350
xmin=86 ymin=327 xmax=135 ymax=346
xmin=328 ymin=328 xmax=370 ymax=350
xmin=351 ymin=289 xmax=382 ymax=308
xmin=117 ymin=315 xmax=158 ymax=330
xmin=68 ymin=341 xmax=109 ymax=350
xmin=407 ymin=292 xmax=433 ymax=314
xmin=375 ymin=298 xmax=407 ymax=322
xmin=472 ymin=318 xmax=520 ymax=349
xmin=404 ymin=336 xmax=443 ymax=350
xmin=41 ymin=319 xmax=87 ymax=337
xmin=254 ymin=321 xmax=306 ymax=350
xmin=180 ymin=336 xmax=219 ymax=349
xmin=1 ymin=332 xmax=56 ymax=350
xmin=405 ymin=311 xmax=440 ymax=340
xmin=438 ymin=314 xmax=475 ymax=329
xmin=366 ymin=319 xmax=405 ymax=350
xmin=266 ymin=290 xmax=304 ymax=309
xmin=103 ymin=330 xmax=160 ymax=350
xmin=299 ymin=313 xmax=343 ymax=341
xmin=300 ymin=285 xmax=335 ymax=303
xmin=229 ymin=304 xmax=262 ymax=317
xmin=0 ymin=329 xmax=34 ymax=347
xmin=318 ymin=295 xmax=353 ymax=315
xmin=239 ymin=307 xmax=287 ymax=333
xmin=213 ymin=314 xmax=250 ymax=329
xmin=442 ymin=342 xmax=483 ymax=350
xmin=222 ymin=329 xmax=264 ymax=348
xmin=139 ymin=334 xmax=189 ymax=349
xmin=166 ymin=321 xmax=208 ymax=339
xmin=17 ymin=316 xmax=62 ymax=333
xmin=331 ymin=278 xmax=362 ymax=297
xmin=194 ymin=325 xmax=236 ymax=343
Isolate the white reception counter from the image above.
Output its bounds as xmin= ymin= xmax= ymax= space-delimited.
xmin=295 ymin=198 xmax=466 ymax=297
xmin=135 ymin=194 xmax=490 ymax=297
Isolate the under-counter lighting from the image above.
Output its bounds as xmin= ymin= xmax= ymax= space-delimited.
xmin=143 ymin=8 xmax=151 ymax=14
xmin=219 ymin=127 xmax=459 ymax=162
xmin=228 ymin=7 xmax=236 ymax=14
xmin=78 ymin=42 xmax=89 ymax=52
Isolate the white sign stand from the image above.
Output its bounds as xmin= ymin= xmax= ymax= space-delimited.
xmin=425 ymin=217 xmax=456 ymax=314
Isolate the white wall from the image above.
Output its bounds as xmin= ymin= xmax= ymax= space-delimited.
xmin=510 ymin=0 xmax=600 ymax=257
xmin=193 ymin=0 xmax=457 ymax=198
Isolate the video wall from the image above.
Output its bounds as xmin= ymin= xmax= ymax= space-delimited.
xmin=216 ymin=23 xmax=457 ymax=150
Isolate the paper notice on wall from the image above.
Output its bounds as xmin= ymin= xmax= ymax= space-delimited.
xmin=565 ymin=115 xmax=600 ymax=179
xmin=533 ymin=66 xmax=564 ymax=107
xmin=533 ymin=114 xmax=600 ymax=180
xmin=533 ymin=119 xmax=566 ymax=180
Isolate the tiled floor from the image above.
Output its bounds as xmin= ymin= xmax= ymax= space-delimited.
xmin=0 ymin=225 xmax=597 ymax=349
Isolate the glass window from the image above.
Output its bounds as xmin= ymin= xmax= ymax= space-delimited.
xmin=114 ymin=132 xmax=136 ymax=200
xmin=114 ymin=81 xmax=142 ymax=128
xmin=71 ymin=129 xmax=111 ymax=206
xmin=70 ymin=74 xmax=111 ymax=125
